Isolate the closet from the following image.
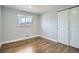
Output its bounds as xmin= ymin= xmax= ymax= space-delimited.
xmin=70 ymin=7 xmax=79 ymax=48
xmin=58 ymin=10 xmax=69 ymax=45
xmin=58 ymin=6 xmax=79 ymax=48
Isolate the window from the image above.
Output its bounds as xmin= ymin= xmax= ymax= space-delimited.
xmin=17 ymin=15 xmax=32 ymax=26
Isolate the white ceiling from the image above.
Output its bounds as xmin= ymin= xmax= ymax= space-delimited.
xmin=3 ymin=5 xmax=75 ymax=14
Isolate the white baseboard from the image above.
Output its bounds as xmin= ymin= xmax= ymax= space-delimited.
xmin=1 ymin=35 xmax=57 ymax=45
xmin=1 ymin=35 xmax=78 ymax=49
xmin=1 ymin=35 xmax=40 ymax=45
xmin=39 ymin=35 xmax=57 ymax=42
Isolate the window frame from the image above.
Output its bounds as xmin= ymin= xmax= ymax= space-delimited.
xmin=17 ymin=15 xmax=33 ymax=27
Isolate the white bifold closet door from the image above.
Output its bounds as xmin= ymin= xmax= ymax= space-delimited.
xmin=70 ymin=7 xmax=79 ymax=48
xmin=58 ymin=10 xmax=69 ymax=45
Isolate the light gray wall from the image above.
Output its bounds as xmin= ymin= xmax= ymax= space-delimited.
xmin=40 ymin=11 xmax=58 ymax=41
xmin=1 ymin=6 xmax=61 ymax=43
xmin=2 ymin=7 xmax=40 ymax=42
xmin=0 ymin=6 xmax=2 ymax=42
xmin=0 ymin=6 xmax=1 ymax=42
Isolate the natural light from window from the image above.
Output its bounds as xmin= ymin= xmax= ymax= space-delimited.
xmin=17 ymin=15 xmax=32 ymax=26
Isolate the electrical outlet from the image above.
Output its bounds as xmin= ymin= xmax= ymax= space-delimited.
xmin=25 ymin=35 xmax=29 ymax=37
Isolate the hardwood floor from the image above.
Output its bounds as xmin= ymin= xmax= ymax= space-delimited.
xmin=0 ymin=37 xmax=79 ymax=53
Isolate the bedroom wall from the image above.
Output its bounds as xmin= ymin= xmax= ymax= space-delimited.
xmin=40 ymin=11 xmax=58 ymax=42
xmin=0 ymin=6 xmax=1 ymax=44
xmin=2 ymin=7 xmax=40 ymax=42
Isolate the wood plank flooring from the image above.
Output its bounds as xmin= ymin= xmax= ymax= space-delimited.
xmin=0 ymin=37 xmax=79 ymax=53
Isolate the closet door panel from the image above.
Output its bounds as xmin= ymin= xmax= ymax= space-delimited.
xmin=70 ymin=32 xmax=79 ymax=48
xmin=58 ymin=10 xmax=69 ymax=45
xmin=70 ymin=7 xmax=79 ymax=48
xmin=58 ymin=30 xmax=69 ymax=45
xmin=70 ymin=7 xmax=79 ymax=32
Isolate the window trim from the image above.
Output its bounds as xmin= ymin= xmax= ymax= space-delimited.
xmin=17 ymin=15 xmax=33 ymax=27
